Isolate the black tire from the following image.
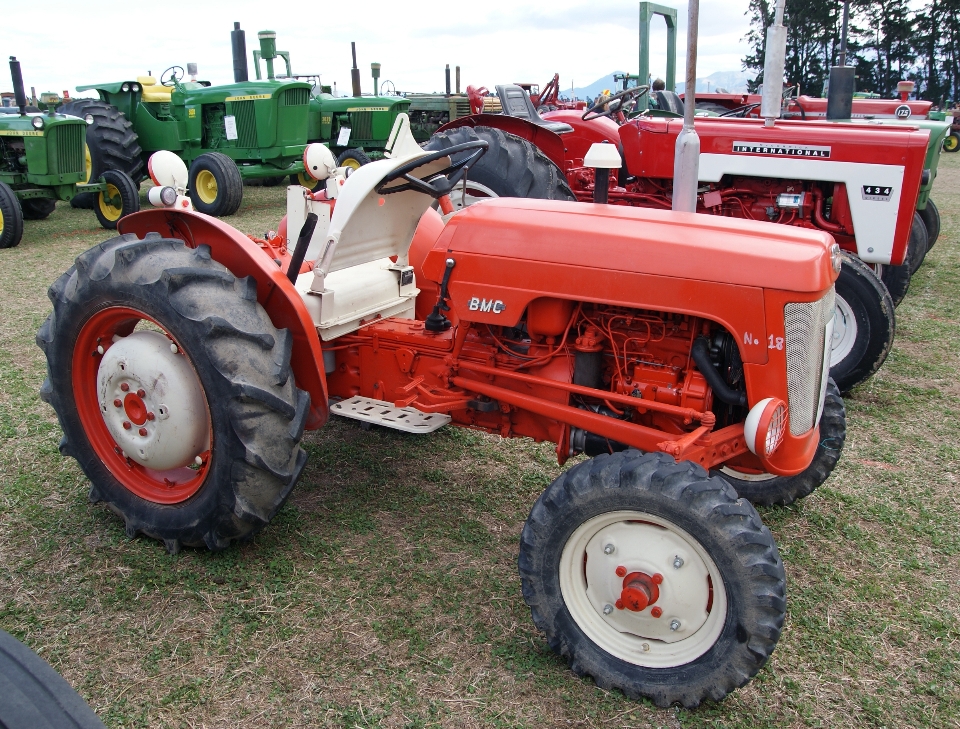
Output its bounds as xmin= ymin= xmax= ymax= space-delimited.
xmin=59 ymin=99 xmax=143 ymax=210
xmin=0 ymin=628 xmax=107 ymax=729
xmin=37 ymin=235 xmax=309 ymax=551
xmin=943 ymin=132 xmax=959 ymax=153
xmin=335 ymin=147 xmax=372 ymax=171
xmin=288 ymin=171 xmax=324 ymax=192
xmin=830 ymin=253 xmax=896 ymax=392
xmin=713 ymin=379 xmax=846 ymax=506
xmin=262 ymin=176 xmax=285 ymax=187
xmin=519 ymin=451 xmax=785 ymax=708
xmin=19 ymin=198 xmax=56 ymax=221
xmin=907 ymin=211 xmax=929 ymax=275
xmin=424 ymin=125 xmax=575 ymax=209
xmin=92 ymin=169 xmax=140 ymax=230
xmin=188 ymin=152 xmax=244 ymax=217
xmin=0 ymin=181 xmax=24 ymax=249
xmin=874 ymin=261 xmax=911 ymax=307
xmin=918 ymin=198 xmax=940 ymax=251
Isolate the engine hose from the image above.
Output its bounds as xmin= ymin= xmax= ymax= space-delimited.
xmin=691 ymin=337 xmax=747 ymax=407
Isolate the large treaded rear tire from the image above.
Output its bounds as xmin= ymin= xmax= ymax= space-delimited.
xmin=519 ymin=451 xmax=786 ymax=708
xmin=714 ymin=380 xmax=846 ymax=506
xmin=0 ymin=628 xmax=106 ymax=729
xmin=37 ymin=235 xmax=309 ymax=551
xmin=424 ymin=125 xmax=575 ymax=203
xmin=59 ymin=99 xmax=143 ymax=210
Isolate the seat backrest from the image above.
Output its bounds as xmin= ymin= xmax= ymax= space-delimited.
xmin=655 ymin=90 xmax=685 ymax=116
xmin=496 ymin=84 xmax=540 ymax=121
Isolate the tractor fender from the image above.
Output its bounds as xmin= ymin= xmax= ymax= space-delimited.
xmin=118 ymin=209 xmax=329 ymax=430
xmin=438 ymin=113 xmax=569 ymax=171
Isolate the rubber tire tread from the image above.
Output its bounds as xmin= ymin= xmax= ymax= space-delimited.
xmin=36 ymin=235 xmax=309 ymax=552
xmin=519 ymin=450 xmax=786 ymax=709
xmin=918 ymin=198 xmax=940 ymax=251
xmin=424 ymin=125 xmax=576 ymax=201
xmin=0 ymin=628 xmax=106 ymax=729
xmin=20 ymin=198 xmax=56 ymax=221
xmin=58 ymin=99 xmax=143 ymax=209
xmin=335 ymin=148 xmax=372 ymax=169
xmin=830 ymin=253 xmax=895 ymax=392
xmin=713 ymin=379 xmax=845 ymax=506
xmin=876 ymin=262 xmax=911 ymax=308
xmin=92 ymin=169 xmax=140 ymax=230
xmin=907 ymin=211 xmax=929 ymax=275
xmin=0 ymin=182 xmax=24 ymax=249
xmin=188 ymin=152 xmax=244 ymax=217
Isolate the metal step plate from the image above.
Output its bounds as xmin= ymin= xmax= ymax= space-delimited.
xmin=330 ymin=396 xmax=451 ymax=434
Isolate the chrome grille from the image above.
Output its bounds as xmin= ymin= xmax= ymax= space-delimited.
xmin=784 ymin=288 xmax=835 ymax=435
xmin=232 ymin=100 xmax=258 ymax=147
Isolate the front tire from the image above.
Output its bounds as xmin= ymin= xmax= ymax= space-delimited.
xmin=93 ymin=169 xmax=140 ymax=229
xmin=519 ymin=451 xmax=786 ymax=708
xmin=918 ymin=199 xmax=940 ymax=251
xmin=907 ymin=211 xmax=929 ymax=275
xmin=37 ymin=235 xmax=309 ymax=551
xmin=0 ymin=181 xmax=24 ymax=249
xmin=289 ymin=170 xmax=323 ymax=192
xmin=188 ymin=152 xmax=244 ymax=217
xmin=830 ymin=254 xmax=895 ymax=392
xmin=335 ymin=147 xmax=372 ymax=171
xmin=20 ymin=197 xmax=56 ymax=220
xmin=943 ymin=132 xmax=959 ymax=153
xmin=874 ymin=262 xmax=910 ymax=307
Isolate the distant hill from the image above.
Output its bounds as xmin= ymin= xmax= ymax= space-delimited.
xmin=566 ymin=70 xmax=751 ymax=101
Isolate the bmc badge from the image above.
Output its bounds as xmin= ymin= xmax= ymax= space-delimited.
xmin=895 ymin=104 xmax=911 ymax=119
xmin=468 ymin=297 xmax=506 ymax=314
xmin=862 ymin=185 xmax=893 ymax=202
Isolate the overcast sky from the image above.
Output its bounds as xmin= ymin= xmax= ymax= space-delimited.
xmin=2 ymin=0 xmax=753 ymax=97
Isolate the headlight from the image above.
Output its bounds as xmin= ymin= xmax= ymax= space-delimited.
xmin=31 ymin=116 xmax=44 ymax=129
xmin=121 ymin=83 xmax=130 ymax=92
xmin=131 ymin=83 xmax=140 ymax=92
xmin=830 ymin=243 xmax=842 ymax=274
xmin=84 ymin=114 xmax=94 ymax=125
xmin=744 ymin=398 xmax=788 ymax=457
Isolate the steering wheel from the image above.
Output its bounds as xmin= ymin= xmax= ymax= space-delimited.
xmin=160 ymin=66 xmax=185 ymax=87
xmin=720 ymin=102 xmax=761 ymax=118
xmin=375 ymin=140 xmax=488 ymax=199
xmin=583 ymin=86 xmax=650 ymax=121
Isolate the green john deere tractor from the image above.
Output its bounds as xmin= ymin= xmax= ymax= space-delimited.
xmin=0 ymin=57 xmax=139 ymax=249
xmin=63 ymin=30 xmax=313 ymax=216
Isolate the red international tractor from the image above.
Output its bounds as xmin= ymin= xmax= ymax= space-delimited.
xmin=38 ymin=117 xmax=845 ymax=707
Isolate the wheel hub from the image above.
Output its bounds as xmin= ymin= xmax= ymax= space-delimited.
xmin=96 ymin=331 xmax=209 ymax=470
xmin=831 ymin=293 xmax=857 ymax=365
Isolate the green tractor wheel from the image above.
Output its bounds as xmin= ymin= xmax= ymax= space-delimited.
xmin=944 ymin=132 xmax=960 ymax=153
xmin=288 ymin=170 xmax=323 ymax=192
xmin=188 ymin=152 xmax=244 ymax=217
xmin=0 ymin=182 xmax=24 ymax=249
xmin=335 ymin=148 xmax=372 ymax=171
xmin=93 ymin=170 xmax=141 ymax=229
xmin=20 ymin=198 xmax=56 ymax=220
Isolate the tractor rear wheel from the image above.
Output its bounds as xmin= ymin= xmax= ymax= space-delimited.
xmin=93 ymin=169 xmax=140 ymax=229
xmin=188 ymin=152 xmax=244 ymax=217
xmin=20 ymin=198 xmax=56 ymax=220
xmin=37 ymin=235 xmax=309 ymax=552
xmin=59 ymin=99 xmax=143 ymax=209
xmin=907 ymin=211 xmax=930 ymax=275
xmin=918 ymin=199 xmax=940 ymax=251
xmin=714 ymin=379 xmax=845 ymax=506
xmin=424 ymin=125 xmax=575 ymax=209
xmin=830 ymin=253 xmax=895 ymax=392
xmin=519 ymin=451 xmax=785 ymax=708
xmin=0 ymin=181 xmax=24 ymax=249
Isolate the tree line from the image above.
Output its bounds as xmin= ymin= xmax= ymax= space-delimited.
xmin=743 ymin=0 xmax=960 ymax=104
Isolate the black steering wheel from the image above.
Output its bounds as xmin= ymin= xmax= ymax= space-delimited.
xmin=583 ymin=86 xmax=650 ymax=121
xmin=375 ymin=140 xmax=488 ymax=198
xmin=160 ymin=66 xmax=185 ymax=87
xmin=719 ymin=102 xmax=761 ymax=118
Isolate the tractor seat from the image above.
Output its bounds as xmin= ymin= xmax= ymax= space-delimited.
xmin=137 ymin=76 xmax=174 ymax=103
xmin=655 ymin=90 xmax=685 ymax=116
xmin=495 ymin=84 xmax=573 ymax=134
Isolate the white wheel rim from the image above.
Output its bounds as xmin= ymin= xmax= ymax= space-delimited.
xmin=96 ymin=331 xmax=210 ymax=470
xmin=559 ymin=510 xmax=727 ymax=668
xmin=831 ymin=293 xmax=858 ymax=366
xmin=448 ymin=181 xmax=499 ymax=210
xmin=719 ymin=466 xmax=777 ymax=482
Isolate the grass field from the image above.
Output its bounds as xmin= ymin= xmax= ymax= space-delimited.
xmin=1 ymin=160 xmax=958 ymax=729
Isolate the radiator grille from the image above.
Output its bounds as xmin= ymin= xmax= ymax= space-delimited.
xmin=52 ymin=124 xmax=85 ymax=175
xmin=232 ymin=100 xmax=258 ymax=147
xmin=784 ymin=289 xmax=835 ymax=435
xmin=349 ymin=111 xmax=372 ymax=140
xmin=280 ymin=88 xmax=309 ymax=106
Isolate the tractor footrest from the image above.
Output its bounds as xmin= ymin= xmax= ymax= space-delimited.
xmin=330 ymin=396 xmax=451 ymax=434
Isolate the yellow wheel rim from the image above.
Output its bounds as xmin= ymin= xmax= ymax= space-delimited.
xmin=297 ymin=171 xmax=315 ymax=188
xmin=945 ymin=134 xmax=959 ymax=152
xmin=340 ymin=156 xmax=362 ymax=171
xmin=98 ymin=183 xmax=123 ymax=222
xmin=84 ymin=147 xmax=92 ymax=183
xmin=195 ymin=169 xmax=218 ymax=204
xmin=0 ymin=207 xmax=4 ymax=234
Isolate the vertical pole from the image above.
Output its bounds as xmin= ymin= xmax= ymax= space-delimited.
xmin=350 ymin=42 xmax=362 ymax=97
xmin=672 ymin=0 xmax=700 ymax=212
xmin=639 ymin=3 xmax=651 ymax=111
xmin=760 ymin=0 xmax=787 ymax=126
xmin=665 ymin=12 xmax=677 ymax=92
xmin=838 ymin=0 xmax=850 ymax=67
xmin=445 ymin=64 xmax=451 ymax=96
xmin=456 ymin=66 xmax=461 ymax=94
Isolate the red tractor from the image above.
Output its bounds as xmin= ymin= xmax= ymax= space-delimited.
xmin=38 ymin=119 xmax=845 ymax=707
xmin=426 ymin=82 xmax=932 ymax=393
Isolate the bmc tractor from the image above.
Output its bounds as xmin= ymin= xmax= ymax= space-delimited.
xmin=38 ymin=114 xmax=845 ymax=708
xmin=0 ymin=57 xmax=139 ymax=248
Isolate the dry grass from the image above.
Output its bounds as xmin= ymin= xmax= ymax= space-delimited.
xmin=0 ymin=164 xmax=958 ymax=728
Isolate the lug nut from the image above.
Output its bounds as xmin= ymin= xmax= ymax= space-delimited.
xmin=603 ymin=604 xmax=613 ymax=615
xmin=120 ymin=383 xmax=129 ymax=392
xmin=137 ymin=389 xmax=146 ymax=398
xmin=603 ymin=544 xmax=615 ymax=555
xmin=146 ymin=412 xmax=155 ymax=421
xmin=615 ymin=566 xmax=627 ymax=577
xmin=651 ymin=607 xmax=662 ymax=618
xmin=113 ymin=399 xmax=122 ymax=408
xmin=122 ymin=421 xmax=131 ymax=430
xmin=170 ymin=344 xmax=178 ymax=353
xmin=642 ymin=643 xmax=650 ymax=652
xmin=97 ymin=345 xmax=104 ymax=355
xmin=194 ymin=456 xmax=203 ymax=466
xmin=652 ymin=573 xmax=663 ymax=584
xmin=670 ymin=620 xmax=681 ymax=631
xmin=673 ymin=556 xmax=684 ymax=569
xmin=138 ymin=427 xmax=147 ymax=436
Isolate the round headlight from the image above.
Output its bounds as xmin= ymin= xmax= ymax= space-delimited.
xmin=121 ymin=83 xmax=130 ymax=92
xmin=31 ymin=116 xmax=44 ymax=129
xmin=830 ymin=243 xmax=843 ymax=274
xmin=744 ymin=397 xmax=788 ymax=457
xmin=84 ymin=114 xmax=94 ymax=125
xmin=131 ymin=83 xmax=140 ymax=92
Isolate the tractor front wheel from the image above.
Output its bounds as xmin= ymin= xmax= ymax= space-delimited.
xmin=0 ymin=182 xmax=24 ymax=249
xmin=943 ymin=132 xmax=959 ymax=153
xmin=20 ymin=198 xmax=56 ymax=220
xmin=188 ymin=153 xmax=244 ymax=217
xmin=93 ymin=170 xmax=140 ymax=229
xmin=830 ymin=254 xmax=895 ymax=392
xmin=520 ymin=451 xmax=785 ymax=708
xmin=335 ymin=148 xmax=372 ymax=172
xmin=289 ymin=170 xmax=324 ymax=192
xmin=907 ymin=211 xmax=930 ymax=275
xmin=874 ymin=262 xmax=911 ymax=307
xmin=714 ymin=380 xmax=845 ymax=506
xmin=918 ymin=199 xmax=941 ymax=251
xmin=37 ymin=235 xmax=309 ymax=551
